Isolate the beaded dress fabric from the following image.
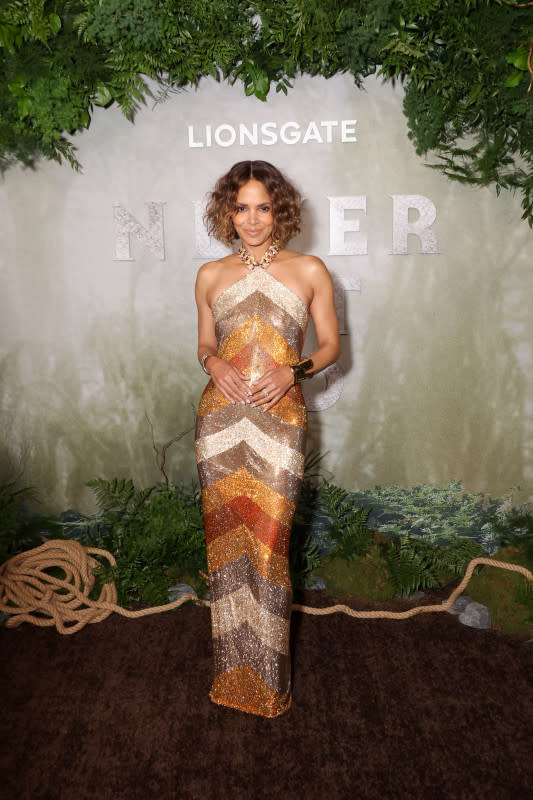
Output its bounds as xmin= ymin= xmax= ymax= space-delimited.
xmin=195 ymin=264 xmax=308 ymax=717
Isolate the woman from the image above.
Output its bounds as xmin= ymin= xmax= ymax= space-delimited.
xmin=195 ymin=160 xmax=340 ymax=717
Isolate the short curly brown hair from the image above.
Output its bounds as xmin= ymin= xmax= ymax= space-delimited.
xmin=204 ymin=160 xmax=302 ymax=247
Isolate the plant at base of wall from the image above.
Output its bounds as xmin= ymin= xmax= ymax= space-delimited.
xmin=0 ymin=484 xmax=61 ymax=565
xmin=84 ymin=478 xmax=207 ymax=606
xmin=318 ymin=480 xmax=373 ymax=562
xmin=345 ymin=480 xmax=515 ymax=554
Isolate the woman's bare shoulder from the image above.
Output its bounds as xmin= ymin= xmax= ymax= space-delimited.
xmin=198 ymin=253 xmax=234 ymax=274
xmin=282 ymin=248 xmax=323 ymax=264
xmin=196 ymin=255 xmax=233 ymax=284
xmin=282 ymin=249 xmax=329 ymax=276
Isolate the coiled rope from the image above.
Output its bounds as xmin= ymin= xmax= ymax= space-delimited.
xmin=0 ymin=539 xmax=531 ymax=634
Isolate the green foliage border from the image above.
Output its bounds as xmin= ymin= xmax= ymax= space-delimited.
xmin=1 ymin=1 xmax=532 ymax=224
xmin=2 ymin=473 xmax=532 ymax=632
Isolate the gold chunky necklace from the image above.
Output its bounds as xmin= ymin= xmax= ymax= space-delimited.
xmin=238 ymin=239 xmax=280 ymax=270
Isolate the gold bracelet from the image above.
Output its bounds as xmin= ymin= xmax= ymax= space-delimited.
xmin=290 ymin=358 xmax=314 ymax=384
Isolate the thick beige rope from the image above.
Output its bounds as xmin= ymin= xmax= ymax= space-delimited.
xmin=0 ymin=540 xmax=531 ymax=634
xmin=0 ymin=540 xmax=202 ymax=634
xmin=293 ymin=557 xmax=532 ymax=617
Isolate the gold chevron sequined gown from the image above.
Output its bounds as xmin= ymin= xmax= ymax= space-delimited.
xmin=195 ymin=264 xmax=308 ymax=717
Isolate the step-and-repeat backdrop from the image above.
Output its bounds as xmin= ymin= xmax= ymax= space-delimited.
xmin=1 ymin=74 xmax=531 ymax=512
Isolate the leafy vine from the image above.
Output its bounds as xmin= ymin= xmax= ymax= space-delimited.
xmin=1 ymin=1 xmax=531 ymax=223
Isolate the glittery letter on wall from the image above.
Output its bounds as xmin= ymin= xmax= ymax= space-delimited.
xmin=332 ymin=276 xmax=361 ymax=335
xmin=391 ymin=195 xmax=439 ymax=255
xmin=193 ymin=201 xmax=232 ymax=259
xmin=303 ymin=363 xmax=345 ymax=411
xmin=328 ymin=196 xmax=367 ymax=255
xmin=113 ymin=202 xmax=166 ymax=261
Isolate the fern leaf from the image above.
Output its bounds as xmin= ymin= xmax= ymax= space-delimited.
xmin=385 ymin=534 xmax=439 ymax=596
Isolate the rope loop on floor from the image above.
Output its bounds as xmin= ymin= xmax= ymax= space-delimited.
xmin=0 ymin=540 xmax=531 ymax=633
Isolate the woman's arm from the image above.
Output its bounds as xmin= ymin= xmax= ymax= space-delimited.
xmin=195 ymin=263 xmax=251 ymax=404
xmin=249 ymin=256 xmax=340 ymax=410
xmin=305 ymin=256 xmax=341 ymax=372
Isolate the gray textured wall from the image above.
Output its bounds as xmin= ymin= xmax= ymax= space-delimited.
xmin=1 ymin=74 xmax=531 ymax=512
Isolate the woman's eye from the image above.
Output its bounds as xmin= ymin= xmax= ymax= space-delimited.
xmin=260 ymin=206 xmax=271 ymax=212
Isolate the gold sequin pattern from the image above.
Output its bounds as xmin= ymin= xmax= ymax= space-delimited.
xmin=210 ymin=666 xmax=291 ymax=718
xmin=269 ymin=389 xmax=308 ymax=428
xmin=217 ymin=316 xmax=298 ymax=380
xmin=212 ymin=268 xmax=308 ymax=333
xmin=196 ymin=403 xmax=306 ymax=451
xmin=207 ymin=525 xmax=292 ymax=590
xmin=195 ymin=265 xmax=308 ymax=717
xmin=202 ymin=469 xmax=295 ymax=524
xmin=198 ymin=445 xmax=303 ymax=502
xmin=215 ymin=295 xmax=305 ymax=357
xmin=213 ymin=625 xmax=291 ymax=696
xmin=210 ymin=554 xmax=291 ymax=618
xmin=197 ymin=384 xmax=230 ymax=417
xmin=195 ymin=417 xmax=304 ymax=476
xmin=210 ymin=585 xmax=290 ymax=655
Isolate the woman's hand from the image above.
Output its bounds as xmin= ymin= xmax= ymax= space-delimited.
xmin=249 ymin=366 xmax=294 ymax=411
xmin=207 ymin=356 xmax=251 ymax=404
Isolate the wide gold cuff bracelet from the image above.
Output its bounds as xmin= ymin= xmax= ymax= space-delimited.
xmin=290 ymin=358 xmax=314 ymax=383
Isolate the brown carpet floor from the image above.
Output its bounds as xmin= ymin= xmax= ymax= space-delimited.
xmin=1 ymin=591 xmax=532 ymax=800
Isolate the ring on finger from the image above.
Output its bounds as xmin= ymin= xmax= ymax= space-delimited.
xmin=262 ymin=388 xmax=269 ymax=398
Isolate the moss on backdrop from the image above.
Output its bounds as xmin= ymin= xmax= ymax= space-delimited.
xmin=316 ymin=536 xmax=396 ymax=602
xmin=465 ymin=545 xmax=533 ymax=638
xmin=315 ymin=532 xmax=533 ymax=638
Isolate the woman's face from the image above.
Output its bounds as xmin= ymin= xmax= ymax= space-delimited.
xmin=232 ymin=179 xmax=274 ymax=250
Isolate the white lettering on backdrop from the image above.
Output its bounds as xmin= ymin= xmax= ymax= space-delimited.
xmin=303 ymin=363 xmax=344 ymax=411
xmin=391 ymin=195 xmax=439 ymax=254
xmin=328 ymin=195 xmax=368 ymax=256
xmin=329 ymin=195 xmax=439 ymax=255
xmin=187 ymin=120 xmax=357 ymax=148
xmin=113 ymin=195 xmax=438 ymax=409
xmin=191 ymin=198 xmax=359 ymax=333
xmin=112 ymin=196 xmax=439 ymax=262
xmin=113 ymin=202 xmax=166 ymax=261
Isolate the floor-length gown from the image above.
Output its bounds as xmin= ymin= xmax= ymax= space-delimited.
xmin=195 ymin=264 xmax=308 ymax=717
